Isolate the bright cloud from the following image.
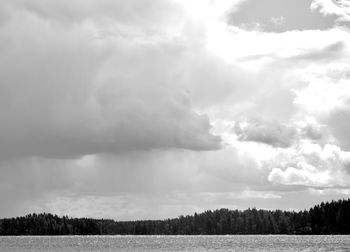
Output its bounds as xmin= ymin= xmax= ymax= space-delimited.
xmin=268 ymin=142 xmax=350 ymax=187
xmin=311 ymin=0 xmax=350 ymax=22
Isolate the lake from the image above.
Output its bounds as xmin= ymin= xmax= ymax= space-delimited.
xmin=0 ymin=235 xmax=349 ymax=251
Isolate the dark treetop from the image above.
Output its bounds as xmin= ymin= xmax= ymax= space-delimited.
xmin=1 ymin=199 xmax=350 ymax=235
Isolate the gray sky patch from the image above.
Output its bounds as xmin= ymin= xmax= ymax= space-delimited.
xmin=229 ymin=0 xmax=338 ymax=32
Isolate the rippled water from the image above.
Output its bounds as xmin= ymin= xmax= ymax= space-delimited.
xmin=1 ymin=235 xmax=350 ymax=251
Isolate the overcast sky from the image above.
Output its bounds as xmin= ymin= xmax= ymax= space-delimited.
xmin=1 ymin=0 xmax=350 ymax=220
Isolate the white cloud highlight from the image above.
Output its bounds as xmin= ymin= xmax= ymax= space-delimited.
xmin=311 ymin=0 xmax=350 ymax=22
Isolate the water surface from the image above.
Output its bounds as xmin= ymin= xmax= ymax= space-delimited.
xmin=1 ymin=235 xmax=349 ymax=251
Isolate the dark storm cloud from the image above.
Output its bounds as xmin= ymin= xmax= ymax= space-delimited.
xmin=0 ymin=2 xmax=223 ymax=159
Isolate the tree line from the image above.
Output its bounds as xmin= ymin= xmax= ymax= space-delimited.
xmin=1 ymin=198 xmax=350 ymax=235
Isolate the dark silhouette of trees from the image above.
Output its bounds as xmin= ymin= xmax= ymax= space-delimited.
xmin=1 ymin=199 xmax=350 ymax=235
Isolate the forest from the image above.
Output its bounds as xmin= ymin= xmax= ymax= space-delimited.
xmin=1 ymin=199 xmax=350 ymax=235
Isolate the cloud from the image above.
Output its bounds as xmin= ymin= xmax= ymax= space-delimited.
xmin=290 ymin=41 xmax=345 ymax=61
xmin=0 ymin=146 xmax=267 ymax=218
xmin=10 ymin=0 xmax=348 ymax=159
xmin=239 ymin=40 xmax=346 ymax=65
xmin=1 ymin=0 xmax=183 ymax=28
xmin=2 ymin=0 xmax=350 ymax=219
xmin=234 ymin=118 xmax=296 ymax=148
xmin=0 ymin=0 xmax=231 ymax=159
xmin=295 ymin=117 xmax=325 ymax=140
xmin=267 ymin=142 xmax=350 ymax=187
xmin=233 ymin=117 xmax=327 ymax=148
xmin=311 ymin=0 xmax=350 ymax=22
xmin=294 ymin=71 xmax=350 ymax=150
xmin=269 ymin=165 xmax=332 ymax=187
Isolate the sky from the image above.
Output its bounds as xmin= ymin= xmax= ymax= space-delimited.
xmin=1 ymin=0 xmax=350 ymax=220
